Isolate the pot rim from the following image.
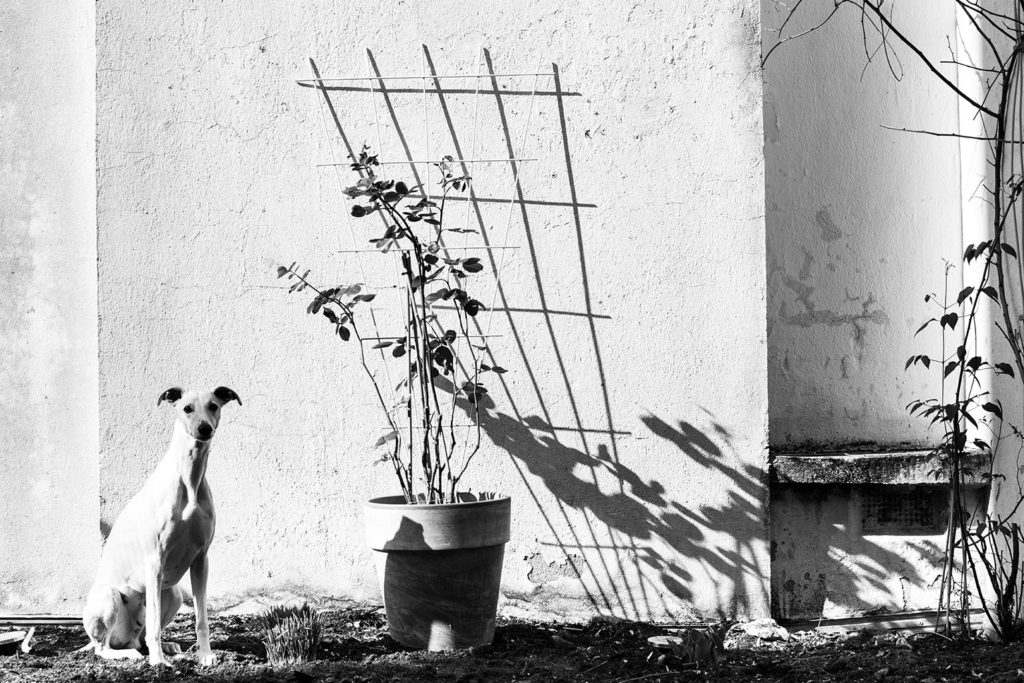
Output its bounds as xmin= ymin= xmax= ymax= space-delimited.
xmin=365 ymin=494 xmax=510 ymax=510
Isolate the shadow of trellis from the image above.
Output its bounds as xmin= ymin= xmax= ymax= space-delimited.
xmin=413 ymin=48 xmax=769 ymax=619
xmin=472 ymin=405 xmax=771 ymax=619
xmin=309 ymin=47 xmax=774 ymax=620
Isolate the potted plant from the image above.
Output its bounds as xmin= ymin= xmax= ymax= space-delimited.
xmin=277 ymin=148 xmax=511 ymax=650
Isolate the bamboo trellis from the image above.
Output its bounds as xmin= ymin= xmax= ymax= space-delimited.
xmin=303 ymin=46 xmax=549 ymax=498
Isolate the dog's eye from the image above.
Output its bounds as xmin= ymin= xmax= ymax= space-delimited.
xmin=208 ymin=403 xmax=218 ymax=412
xmin=183 ymin=405 xmax=194 ymax=414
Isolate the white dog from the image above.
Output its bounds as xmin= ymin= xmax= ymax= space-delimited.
xmin=81 ymin=386 xmax=241 ymax=666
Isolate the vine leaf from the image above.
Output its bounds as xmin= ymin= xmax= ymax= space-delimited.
xmin=374 ymin=431 xmax=399 ymax=448
xmin=982 ymin=402 xmax=1003 ymax=420
xmin=961 ymin=406 xmax=978 ymax=429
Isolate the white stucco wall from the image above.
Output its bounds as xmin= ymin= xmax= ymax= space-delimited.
xmin=96 ymin=1 xmax=768 ymax=621
xmin=0 ymin=1 xmax=99 ymax=612
xmin=763 ymin=1 xmax=963 ymax=450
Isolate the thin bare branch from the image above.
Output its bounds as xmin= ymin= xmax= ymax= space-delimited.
xmin=880 ymin=124 xmax=1024 ymax=142
xmin=762 ymin=4 xmax=843 ymax=66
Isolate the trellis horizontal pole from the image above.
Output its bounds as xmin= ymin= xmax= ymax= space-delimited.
xmin=296 ymin=72 xmax=554 ymax=84
xmin=298 ymin=84 xmax=578 ymax=97
xmin=251 ymin=284 xmax=400 ymax=290
xmin=427 ymin=304 xmax=611 ymax=320
xmin=317 ymin=158 xmax=536 ymax=167
xmin=334 ymin=246 xmax=519 ymax=253
xmin=530 ymin=426 xmax=633 ymax=435
xmin=362 ymin=334 xmax=503 ymax=340
xmin=407 ymin=194 xmax=597 ymax=208
xmin=381 ymin=424 xmax=485 ymax=430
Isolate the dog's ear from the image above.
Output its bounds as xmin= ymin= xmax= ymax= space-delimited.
xmin=157 ymin=387 xmax=184 ymax=406
xmin=213 ymin=386 xmax=242 ymax=406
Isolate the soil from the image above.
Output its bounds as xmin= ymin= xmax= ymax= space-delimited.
xmin=2 ymin=609 xmax=1024 ymax=682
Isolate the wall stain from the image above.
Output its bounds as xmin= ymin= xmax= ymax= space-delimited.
xmin=815 ymin=207 xmax=842 ymax=242
xmin=780 ymin=294 xmax=888 ymax=336
xmin=798 ymin=248 xmax=814 ymax=281
xmin=770 ymin=253 xmax=889 ymax=363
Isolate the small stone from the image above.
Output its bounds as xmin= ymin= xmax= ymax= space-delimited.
xmin=739 ymin=619 xmax=790 ymax=641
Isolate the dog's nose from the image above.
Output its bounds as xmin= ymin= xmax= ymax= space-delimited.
xmin=197 ymin=422 xmax=213 ymax=439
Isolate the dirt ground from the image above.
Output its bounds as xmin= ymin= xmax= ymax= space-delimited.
xmin=3 ymin=609 xmax=1024 ymax=682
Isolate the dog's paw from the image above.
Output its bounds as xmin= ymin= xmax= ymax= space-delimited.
xmin=197 ymin=650 xmax=218 ymax=666
xmin=148 ymin=652 xmax=172 ymax=667
xmin=94 ymin=647 xmax=144 ymax=661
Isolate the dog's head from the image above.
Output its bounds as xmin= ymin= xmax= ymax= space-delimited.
xmin=158 ymin=386 xmax=242 ymax=442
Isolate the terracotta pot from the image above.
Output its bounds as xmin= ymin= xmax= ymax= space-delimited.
xmin=363 ymin=494 xmax=511 ymax=650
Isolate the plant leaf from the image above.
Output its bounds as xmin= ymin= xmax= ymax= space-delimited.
xmin=982 ymin=402 xmax=1003 ymax=419
xmin=374 ymin=430 xmax=399 ymax=448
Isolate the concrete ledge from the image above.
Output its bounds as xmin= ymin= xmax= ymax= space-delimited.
xmin=779 ymin=608 xmax=984 ymax=634
xmin=770 ymin=450 xmax=991 ymax=486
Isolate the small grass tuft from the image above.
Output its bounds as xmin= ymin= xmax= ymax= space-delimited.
xmin=257 ymin=603 xmax=323 ymax=666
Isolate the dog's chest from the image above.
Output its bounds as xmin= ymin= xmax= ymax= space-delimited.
xmin=159 ymin=501 xmax=214 ymax=586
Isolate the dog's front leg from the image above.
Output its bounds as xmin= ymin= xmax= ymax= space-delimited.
xmin=145 ymin=566 xmax=171 ymax=666
xmin=190 ymin=552 xmax=217 ymax=666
